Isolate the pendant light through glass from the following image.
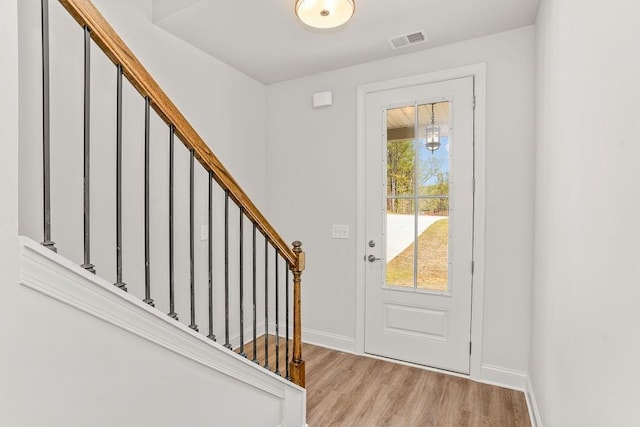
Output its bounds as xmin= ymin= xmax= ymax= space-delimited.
xmin=295 ymin=0 xmax=355 ymax=29
xmin=425 ymin=103 xmax=441 ymax=153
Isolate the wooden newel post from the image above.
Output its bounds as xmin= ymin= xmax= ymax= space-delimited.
xmin=289 ymin=241 xmax=306 ymax=387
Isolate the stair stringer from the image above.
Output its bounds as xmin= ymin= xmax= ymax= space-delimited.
xmin=18 ymin=236 xmax=306 ymax=426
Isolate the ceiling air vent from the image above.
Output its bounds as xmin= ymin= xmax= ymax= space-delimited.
xmin=388 ymin=30 xmax=428 ymax=50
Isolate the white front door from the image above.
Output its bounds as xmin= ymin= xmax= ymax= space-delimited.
xmin=364 ymin=77 xmax=474 ymax=373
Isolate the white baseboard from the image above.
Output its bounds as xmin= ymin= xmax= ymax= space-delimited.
xmin=299 ymin=329 xmax=529 ymax=395
xmin=525 ymin=375 xmax=543 ymax=427
xmin=229 ymin=324 xmax=357 ymax=361
xmin=480 ymin=364 xmax=527 ymax=391
xmin=301 ymin=327 xmax=357 ymax=353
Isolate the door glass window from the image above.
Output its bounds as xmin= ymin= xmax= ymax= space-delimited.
xmin=385 ymin=102 xmax=450 ymax=292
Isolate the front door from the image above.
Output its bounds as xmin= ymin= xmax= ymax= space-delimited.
xmin=364 ymin=77 xmax=474 ymax=373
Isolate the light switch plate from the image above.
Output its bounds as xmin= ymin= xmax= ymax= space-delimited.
xmin=200 ymin=225 xmax=209 ymax=241
xmin=332 ymin=224 xmax=350 ymax=239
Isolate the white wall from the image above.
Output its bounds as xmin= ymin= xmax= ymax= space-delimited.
xmin=0 ymin=7 xmax=21 ymax=421
xmin=18 ymin=0 xmax=274 ymax=344
xmin=266 ymin=27 xmax=535 ymax=375
xmin=0 ymin=3 xmax=20 ymax=237
xmin=530 ymin=0 xmax=640 ymax=425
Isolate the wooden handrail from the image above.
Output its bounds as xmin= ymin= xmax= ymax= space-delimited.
xmin=58 ymin=0 xmax=297 ymax=268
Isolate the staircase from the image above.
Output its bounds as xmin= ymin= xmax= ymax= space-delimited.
xmin=15 ymin=0 xmax=307 ymax=424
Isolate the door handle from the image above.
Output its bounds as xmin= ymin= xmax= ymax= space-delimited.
xmin=367 ymin=254 xmax=381 ymax=263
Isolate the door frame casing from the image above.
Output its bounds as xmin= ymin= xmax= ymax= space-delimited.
xmin=355 ymin=63 xmax=487 ymax=380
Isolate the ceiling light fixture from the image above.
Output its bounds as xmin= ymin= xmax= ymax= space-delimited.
xmin=295 ymin=0 xmax=355 ymax=29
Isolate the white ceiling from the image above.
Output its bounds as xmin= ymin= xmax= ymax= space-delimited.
xmin=152 ymin=0 xmax=539 ymax=84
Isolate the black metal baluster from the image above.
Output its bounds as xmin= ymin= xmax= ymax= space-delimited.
xmin=285 ymin=263 xmax=290 ymax=380
xmin=207 ymin=172 xmax=216 ymax=341
xmin=114 ymin=64 xmax=126 ymax=291
xmin=252 ymin=223 xmax=258 ymax=363
xmin=223 ymin=189 xmax=232 ymax=349
xmin=264 ymin=238 xmax=269 ymax=369
xmin=40 ymin=0 xmax=56 ymax=253
xmin=275 ymin=248 xmax=280 ymax=376
xmin=239 ymin=207 xmax=246 ymax=357
xmin=143 ymin=97 xmax=154 ymax=306
xmin=81 ymin=25 xmax=94 ymax=273
xmin=167 ymin=126 xmax=178 ymax=320
xmin=188 ymin=150 xmax=198 ymax=331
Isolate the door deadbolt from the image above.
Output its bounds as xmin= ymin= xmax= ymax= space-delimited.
xmin=368 ymin=240 xmax=376 ymax=248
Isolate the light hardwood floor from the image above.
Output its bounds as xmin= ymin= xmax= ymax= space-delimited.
xmin=242 ymin=337 xmax=531 ymax=426
xmin=304 ymin=343 xmax=531 ymax=427
xmin=237 ymin=334 xmax=290 ymax=377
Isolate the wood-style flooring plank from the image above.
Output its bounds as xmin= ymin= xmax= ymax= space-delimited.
xmin=304 ymin=343 xmax=531 ymax=427
xmin=235 ymin=338 xmax=530 ymax=426
xmin=237 ymin=334 xmax=290 ymax=378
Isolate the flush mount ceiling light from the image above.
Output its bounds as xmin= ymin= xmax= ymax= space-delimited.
xmin=295 ymin=0 xmax=355 ymax=29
